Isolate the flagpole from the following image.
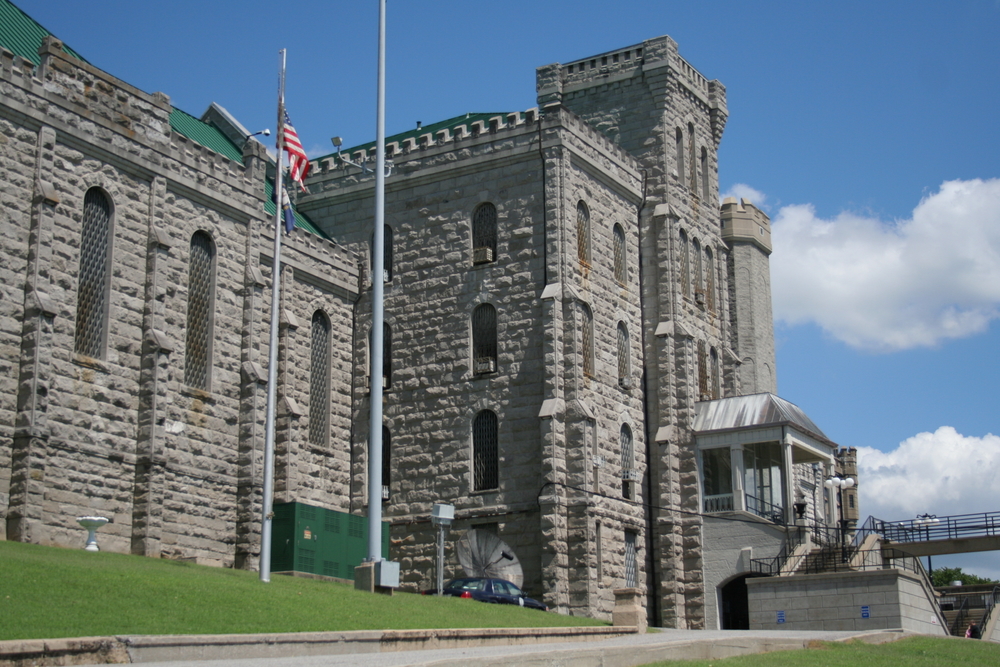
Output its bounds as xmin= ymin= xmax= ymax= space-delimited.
xmin=366 ymin=0 xmax=387 ymax=564
xmin=260 ymin=48 xmax=287 ymax=583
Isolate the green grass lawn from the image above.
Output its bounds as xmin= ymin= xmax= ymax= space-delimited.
xmin=0 ymin=541 xmax=603 ymax=641
xmin=639 ymin=636 xmax=1000 ymax=667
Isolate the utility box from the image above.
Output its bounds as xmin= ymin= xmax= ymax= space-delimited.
xmin=271 ymin=502 xmax=389 ymax=580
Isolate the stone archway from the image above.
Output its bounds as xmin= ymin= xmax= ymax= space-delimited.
xmin=719 ymin=574 xmax=763 ymax=629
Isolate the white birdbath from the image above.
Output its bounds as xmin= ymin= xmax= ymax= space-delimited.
xmin=76 ymin=516 xmax=109 ymax=551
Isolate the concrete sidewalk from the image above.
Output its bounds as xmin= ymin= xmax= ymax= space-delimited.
xmin=0 ymin=627 xmax=915 ymax=666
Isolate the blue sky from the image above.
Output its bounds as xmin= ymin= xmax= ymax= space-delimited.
xmin=15 ymin=0 xmax=1000 ymax=575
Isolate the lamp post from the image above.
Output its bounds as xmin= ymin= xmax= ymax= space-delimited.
xmin=915 ymin=513 xmax=939 ymax=576
xmin=430 ymin=503 xmax=454 ymax=596
xmin=825 ymin=476 xmax=855 ymax=560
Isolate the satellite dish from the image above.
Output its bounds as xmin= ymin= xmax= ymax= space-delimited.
xmin=456 ymin=529 xmax=523 ymax=588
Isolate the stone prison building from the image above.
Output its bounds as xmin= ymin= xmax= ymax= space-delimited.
xmin=0 ymin=0 xmax=853 ymax=629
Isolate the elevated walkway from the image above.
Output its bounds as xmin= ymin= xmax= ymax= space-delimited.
xmin=877 ymin=511 xmax=1000 ymax=557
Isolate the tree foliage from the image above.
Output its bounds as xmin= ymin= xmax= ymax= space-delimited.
xmin=932 ymin=566 xmax=998 ymax=587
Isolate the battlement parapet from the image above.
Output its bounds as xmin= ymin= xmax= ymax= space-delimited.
xmin=721 ymin=197 xmax=771 ymax=254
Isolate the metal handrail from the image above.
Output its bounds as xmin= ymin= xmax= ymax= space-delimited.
xmin=878 ymin=511 xmax=1000 ymax=544
xmin=951 ymin=596 xmax=971 ymax=636
xmin=973 ymin=584 xmax=1000 ymax=635
xmin=745 ymin=493 xmax=784 ymax=524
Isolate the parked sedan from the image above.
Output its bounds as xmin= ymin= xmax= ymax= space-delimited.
xmin=422 ymin=577 xmax=548 ymax=611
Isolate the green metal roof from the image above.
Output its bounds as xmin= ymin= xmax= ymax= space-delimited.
xmin=0 ymin=0 xmax=86 ymax=65
xmin=168 ymin=107 xmax=244 ymax=162
xmin=264 ymin=179 xmax=329 ymax=239
xmin=316 ymin=112 xmax=511 ymax=162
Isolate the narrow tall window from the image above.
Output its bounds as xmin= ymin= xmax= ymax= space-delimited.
xmin=687 ymin=123 xmax=696 ymax=191
xmin=620 ymin=424 xmax=634 ymax=500
xmin=679 ymin=229 xmax=690 ymax=298
xmin=581 ymin=302 xmax=594 ymax=378
xmin=624 ymin=531 xmax=638 ymax=588
xmin=692 ymin=237 xmax=703 ymax=303
xmin=577 ymin=201 xmax=591 ymax=265
xmin=382 ymin=425 xmax=391 ymax=501
xmin=675 ymin=128 xmax=684 ymax=184
xmin=612 ymin=223 xmax=627 ymax=285
xmin=75 ymin=188 xmax=112 ymax=359
xmin=617 ymin=322 xmax=630 ymax=388
xmin=700 ymin=146 xmax=709 ymax=201
xmin=697 ymin=340 xmax=709 ymax=400
xmin=308 ymin=311 xmax=331 ymax=446
xmin=472 ymin=202 xmax=497 ymax=264
xmin=369 ymin=323 xmax=391 ymax=388
xmin=185 ymin=231 xmax=215 ymax=390
xmin=705 ymin=247 xmax=716 ymax=312
xmin=371 ymin=225 xmax=393 ymax=282
xmin=473 ymin=410 xmax=499 ymax=491
xmin=472 ymin=303 xmax=497 ymax=374
xmin=710 ymin=347 xmax=720 ymax=400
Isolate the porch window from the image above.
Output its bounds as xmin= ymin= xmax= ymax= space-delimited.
xmin=744 ymin=442 xmax=784 ymax=522
xmin=702 ymin=448 xmax=733 ymax=512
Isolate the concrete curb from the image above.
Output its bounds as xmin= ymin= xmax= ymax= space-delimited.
xmin=0 ymin=626 xmax=636 ymax=665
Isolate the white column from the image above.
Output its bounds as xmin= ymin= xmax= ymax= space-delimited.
xmin=730 ymin=446 xmax=745 ymax=512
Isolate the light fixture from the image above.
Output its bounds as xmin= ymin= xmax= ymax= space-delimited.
xmin=246 ymin=128 xmax=271 ymax=139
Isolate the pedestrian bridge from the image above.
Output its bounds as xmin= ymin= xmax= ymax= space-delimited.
xmin=873 ymin=511 xmax=1000 ymax=558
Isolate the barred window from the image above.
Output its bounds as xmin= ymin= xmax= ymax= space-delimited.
xmin=75 ymin=188 xmax=112 ymax=359
xmin=369 ymin=323 xmax=392 ymax=388
xmin=472 ymin=202 xmax=498 ymax=264
xmin=700 ymin=146 xmax=709 ymax=201
xmin=308 ymin=311 xmax=331 ymax=446
xmin=185 ymin=231 xmax=215 ymax=390
xmin=472 ymin=303 xmax=497 ymax=374
xmin=620 ymin=424 xmax=634 ymax=500
xmin=577 ymin=201 xmax=591 ymax=265
xmin=581 ymin=302 xmax=594 ymax=378
xmin=612 ymin=224 xmax=627 ymax=285
xmin=688 ymin=123 xmax=696 ymax=191
xmin=679 ymin=230 xmax=690 ymax=299
xmin=624 ymin=530 xmax=638 ymax=588
xmin=705 ymin=247 xmax=715 ymax=312
xmin=473 ymin=410 xmax=499 ymax=491
xmin=675 ymin=127 xmax=684 ymax=184
xmin=710 ymin=346 xmax=720 ymax=400
xmin=617 ymin=322 xmax=630 ymax=388
xmin=692 ymin=237 xmax=703 ymax=298
xmin=697 ymin=340 xmax=709 ymax=400
xmin=382 ymin=425 xmax=391 ymax=502
xmin=370 ymin=225 xmax=393 ymax=282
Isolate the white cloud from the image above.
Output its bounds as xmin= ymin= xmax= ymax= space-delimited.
xmin=720 ymin=183 xmax=767 ymax=209
xmin=771 ymin=178 xmax=1000 ymax=351
xmin=857 ymin=426 xmax=1000 ymax=521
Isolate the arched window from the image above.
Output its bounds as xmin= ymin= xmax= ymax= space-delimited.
xmin=382 ymin=425 xmax=391 ymax=502
xmin=472 ymin=303 xmax=497 ymax=374
xmin=308 ymin=311 xmax=331 ymax=446
xmin=613 ymin=224 xmax=627 ymax=285
xmin=472 ymin=202 xmax=497 ymax=264
xmin=692 ymin=237 xmax=703 ymax=305
xmin=697 ymin=340 xmax=709 ymax=400
xmin=370 ymin=225 xmax=393 ymax=282
xmin=617 ymin=322 xmax=630 ymax=388
xmin=369 ymin=323 xmax=391 ymax=389
xmin=710 ymin=347 xmax=720 ymax=400
xmin=687 ymin=122 xmax=696 ymax=191
xmin=679 ymin=229 xmax=690 ymax=298
xmin=620 ymin=424 xmax=634 ymax=500
xmin=705 ymin=247 xmax=715 ymax=312
xmin=675 ymin=127 xmax=684 ymax=183
xmin=473 ymin=410 xmax=499 ymax=491
xmin=75 ymin=188 xmax=112 ymax=359
xmin=576 ymin=201 xmax=591 ymax=265
xmin=700 ymin=146 xmax=709 ymax=201
xmin=581 ymin=302 xmax=594 ymax=378
xmin=185 ymin=231 xmax=215 ymax=390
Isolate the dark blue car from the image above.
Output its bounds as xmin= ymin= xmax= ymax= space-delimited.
xmin=423 ymin=577 xmax=548 ymax=611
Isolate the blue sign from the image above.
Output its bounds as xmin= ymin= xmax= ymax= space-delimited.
xmin=777 ymin=610 xmax=786 ymax=624
xmin=861 ymin=605 xmax=871 ymax=619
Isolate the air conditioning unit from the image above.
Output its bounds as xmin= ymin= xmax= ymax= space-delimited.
xmin=474 ymin=357 xmax=496 ymax=374
xmin=694 ymin=290 xmax=706 ymax=306
xmin=591 ymin=455 xmax=605 ymax=468
xmin=620 ymin=469 xmax=640 ymax=481
xmin=473 ymin=247 xmax=494 ymax=264
xmin=618 ymin=377 xmax=632 ymax=389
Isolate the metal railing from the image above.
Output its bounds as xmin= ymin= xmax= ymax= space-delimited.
xmin=746 ymin=494 xmax=784 ymax=524
xmin=877 ymin=511 xmax=1000 ymax=544
xmin=977 ymin=585 xmax=1000 ymax=636
xmin=951 ymin=596 xmax=971 ymax=636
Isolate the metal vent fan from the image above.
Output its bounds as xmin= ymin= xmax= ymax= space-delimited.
xmin=455 ymin=528 xmax=523 ymax=588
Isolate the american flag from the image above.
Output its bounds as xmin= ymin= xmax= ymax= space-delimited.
xmin=282 ymin=109 xmax=310 ymax=191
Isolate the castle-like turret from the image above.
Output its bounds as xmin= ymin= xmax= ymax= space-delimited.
xmin=722 ymin=197 xmax=776 ymax=394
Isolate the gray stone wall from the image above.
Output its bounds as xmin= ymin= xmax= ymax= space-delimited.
xmin=0 ymin=38 xmax=359 ymax=568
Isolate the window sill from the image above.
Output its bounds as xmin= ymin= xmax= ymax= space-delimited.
xmin=72 ymin=353 xmax=109 ymax=374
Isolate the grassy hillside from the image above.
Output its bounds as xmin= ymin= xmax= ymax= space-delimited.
xmin=0 ymin=541 xmax=602 ymax=641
